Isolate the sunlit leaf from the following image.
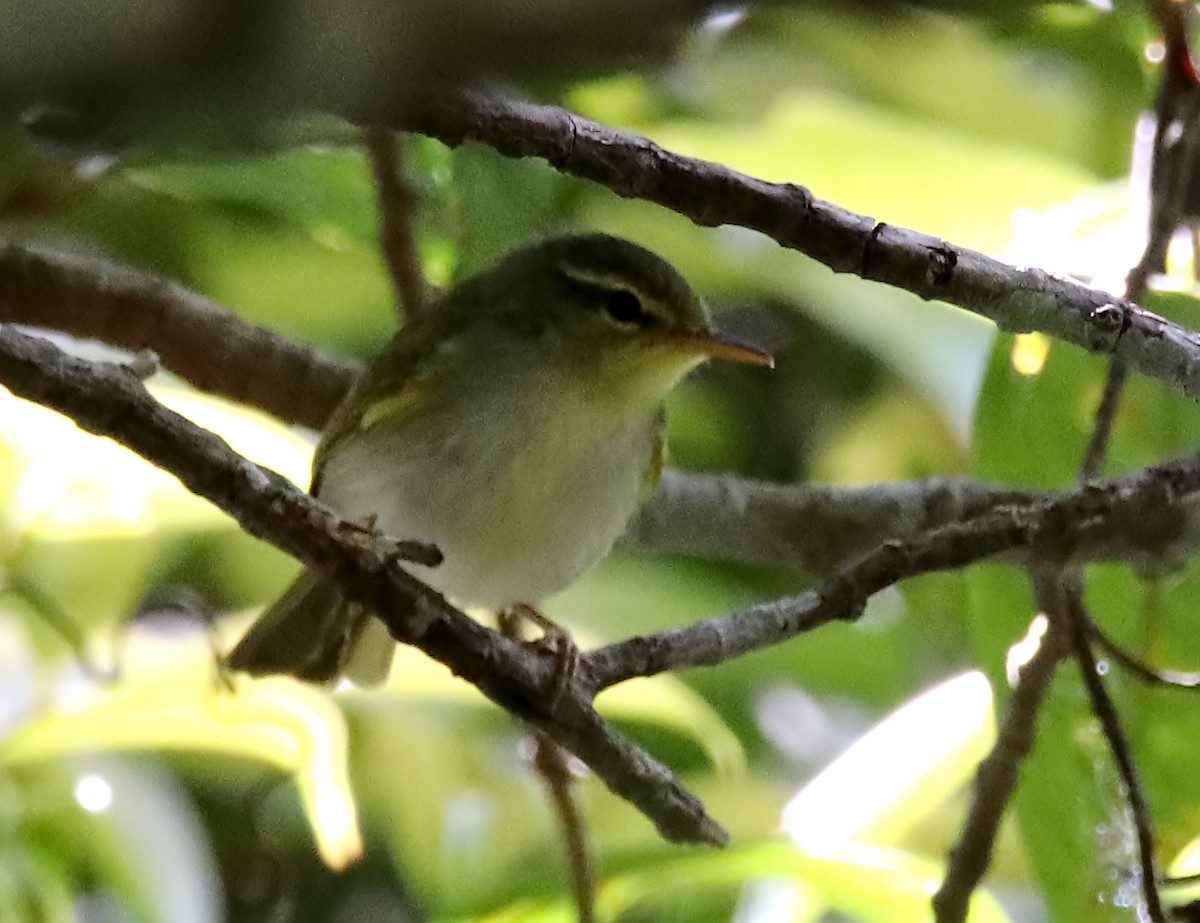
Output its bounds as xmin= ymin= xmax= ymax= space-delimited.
xmin=782 ymin=672 xmax=995 ymax=849
xmin=598 ymin=840 xmax=1011 ymax=923
xmin=643 ymin=92 xmax=1092 ymax=255
xmin=0 ymin=625 xmax=361 ymax=871
xmin=0 ymin=377 xmax=312 ymax=543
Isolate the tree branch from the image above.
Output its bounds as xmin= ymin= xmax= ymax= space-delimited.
xmin=0 ymin=321 xmax=725 ymax=847
xmin=583 ymin=453 xmax=1200 ymax=690
xmin=0 ymin=243 xmax=357 ymax=426
xmin=626 ymin=469 xmax=1200 ymax=573
xmin=400 ymin=91 xmax=1200 ymax=401
xmin=9 ymin=242 xmax=1200 ymax=575
xmin=363 ymin=127 xmax=429 ymax=319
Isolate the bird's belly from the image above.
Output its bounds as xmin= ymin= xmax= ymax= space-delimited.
xmin=316 ymin=410 xmax=657 ymax=608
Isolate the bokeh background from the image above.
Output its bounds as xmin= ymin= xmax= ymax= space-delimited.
xmin=4 ymin=2 xmax=1200 ymax=921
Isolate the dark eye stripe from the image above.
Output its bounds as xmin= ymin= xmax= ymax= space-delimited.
xmin=559 ymin=270 xmax=656 ymax=328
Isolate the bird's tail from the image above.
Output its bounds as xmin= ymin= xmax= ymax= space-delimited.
xmin=225 ymin=569 xmax=394 ymax=687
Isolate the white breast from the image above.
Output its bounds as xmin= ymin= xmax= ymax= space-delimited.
xmin=316 ymin=362 xmax=658 ymax=609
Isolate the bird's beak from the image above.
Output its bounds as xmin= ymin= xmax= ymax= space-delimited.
xmin=667 ymin=328 xmax=775 ymax=368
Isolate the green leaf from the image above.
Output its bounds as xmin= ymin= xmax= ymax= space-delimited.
xmin=782 ymin=672 xmax=995 ymax=849
xmin=128 ymin=146 xmax=380 ymax=248
xmin=599 ymin=840 xmax=1010 ymax=923
xmin=1 ymin=379 xmax=312 ymax=544
xmin=0 ymin=624 xmax=362 ymax=871
xmin=971 ymin=326 xmax=1200 ymax=920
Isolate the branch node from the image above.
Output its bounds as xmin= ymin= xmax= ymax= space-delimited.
xmin=862 ymin=221 xmax=888 ymax=278
xmin=122 ymin=348 xmax=161 ymax=380
xmin=1084 ymin=301 xmax=1128 ymax=354
xmin=926 ymin=242 xmax=957 ymax=286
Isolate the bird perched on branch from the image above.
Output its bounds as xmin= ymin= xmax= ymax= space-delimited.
xmin=227 ymin=233 xmax=771 ymax=685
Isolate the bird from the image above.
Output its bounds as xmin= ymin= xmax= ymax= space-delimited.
xmin=226 ymin=233 xmax=772 ymax=685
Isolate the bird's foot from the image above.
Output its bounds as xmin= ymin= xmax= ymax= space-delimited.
xmin=499 ymin=603 xmax=579 ymax=708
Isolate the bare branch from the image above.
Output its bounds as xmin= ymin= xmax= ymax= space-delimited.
xmin=363 ymin=127 xmax=428 ymax=319
xmin=0 ymin=321 xmax=726 ymax=847
xmin=0 ymin=243 xmax=357 ymax=427
xmin=625 ymin=470 xmax=1030 ymax=571
xmin=401 ymin=91 xmax=1200 ymax=401
xmin=626 ymin=469 xmax=1197 ymax=573
xmin=532 ymin=736 xmax=597 ymax=923
xmin=584 ymin=454 xmax=1200 ymax=690
xmin=1079 ymin=359 xmax=1128 ymax=482
xmin=497 ymin=610 xmax=598 ymax=922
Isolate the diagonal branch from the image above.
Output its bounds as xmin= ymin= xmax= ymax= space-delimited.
xmin=0 ymin=321 xmax=726 ymax=847
xmin=400 ymin=91 xmax=1200 ymax=401
xmin=7 ymin=314 xmax=1200 ymax=850
xmin=0 ymin=243 xmax=357 ymax=426
xmin=1062 ymin=584 xmax=1166 ymax=922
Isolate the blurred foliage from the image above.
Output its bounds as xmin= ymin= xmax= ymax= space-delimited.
xmin=1 ymin=2 xmax=1198 ymax=922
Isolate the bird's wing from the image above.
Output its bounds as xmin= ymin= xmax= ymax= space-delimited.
xmin=311 ymin=307 xmax=454 ymax=496
xmin=640 ymin=406 xmax=668 ymax=499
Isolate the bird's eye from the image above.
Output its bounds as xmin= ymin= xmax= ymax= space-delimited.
xmin=558 ymin=264 xmax=655 ymax=328
xmin=601 ymin=288 xmax=645 ymax=326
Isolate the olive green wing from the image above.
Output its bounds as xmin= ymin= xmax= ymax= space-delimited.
xmin=640 ymin=406 xmax=668 ymax=499
xmin=310 ymin=305 xmax=454 ymax=495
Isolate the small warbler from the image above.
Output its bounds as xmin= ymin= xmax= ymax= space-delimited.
xmin=227 ymin=233 xmax=772 ymax=685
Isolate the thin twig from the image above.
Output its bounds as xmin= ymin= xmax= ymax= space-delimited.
xmin=1085 ymin=615 xmax=1200 ymax=690
xmin=1079 ymin=359 xmax=1128 ymax=483
xmin=363 ymin=127 xmax=428 ymax=319
xmin=1063 ymin=588 xmax=1166 ymax=923
xmin=499 ymin=610 xmax=598 ymax=923
xmin=532 ymin=736 xmax=597 ymax=923
xmin=932 ymin=614 xmax=1066 ymax=923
